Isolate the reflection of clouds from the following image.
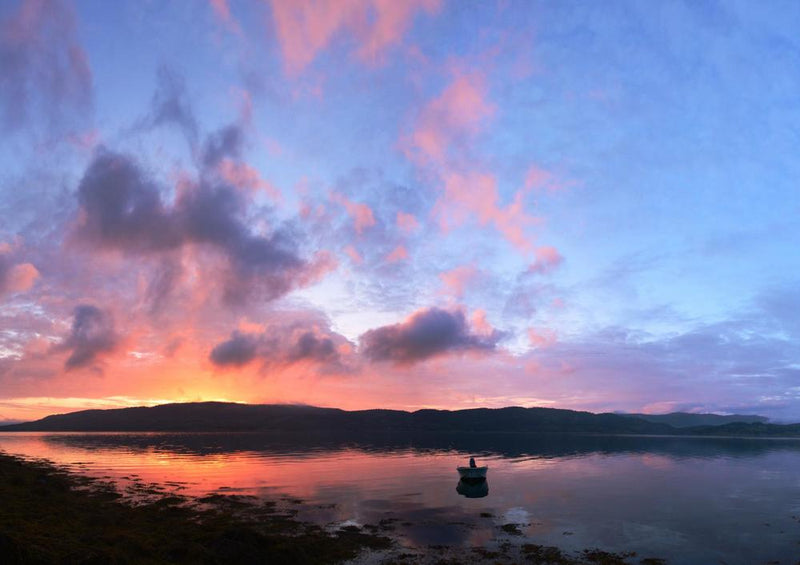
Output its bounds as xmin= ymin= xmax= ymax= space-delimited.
xmin=3 ymin=432 xmax=800 ymax=561
xmin=639 ymin=453 xmax=676 ymax=471
xmin=503 ymin=506 xmax=530 ymax=525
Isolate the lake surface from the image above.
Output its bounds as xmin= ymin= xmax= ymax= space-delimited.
xmin=2 ymin=431 xmax=800 ymax=564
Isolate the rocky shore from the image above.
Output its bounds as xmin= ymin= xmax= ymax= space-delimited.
xmin=0 ymin=452 xmax=664 ymax=564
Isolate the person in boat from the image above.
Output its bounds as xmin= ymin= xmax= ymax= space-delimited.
xmin=469 ymin=457 xmax=476 ymax=468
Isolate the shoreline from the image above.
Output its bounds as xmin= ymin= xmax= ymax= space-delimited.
xmin=0 ymin=452 xmax=665 ymax=564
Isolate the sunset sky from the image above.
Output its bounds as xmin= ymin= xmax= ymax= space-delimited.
xmin=1 ymin=0 xmax=799 ymax=423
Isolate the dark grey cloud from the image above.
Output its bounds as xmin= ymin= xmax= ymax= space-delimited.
xmin=144 ymin=259 xmax=181 ymax=314
xmin=73 ymin=145 xmax=323 ymax=305
xmin=210 ymin=323 xmax=344 ymax=370
xmin=0 ymin=252 xmax=12 ymax=295
xmin=146 ymin=65 xmax=198 ymax=146
xmin=59 ymin=305 xmax=117 ymax=370
xmin=0 ymin=0 xmax=92 ymax=131
xmin=289 ymin=331 xmax=337 ymax=362
xmin=210 ymin=331 xmax=258 ymax=367
xmin=202 ymin=124 xmax=244 ymax=168
xmin=75 ymin=150 xmax=179 ymax=252
xmin=360 ymin=307 xmax=502 ymax=365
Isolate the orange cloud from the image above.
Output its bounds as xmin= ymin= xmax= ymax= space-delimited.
xmin=270 ymin=0 xmax=439 ymax=74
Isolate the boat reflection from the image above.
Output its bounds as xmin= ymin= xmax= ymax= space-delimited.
xmin=456 ymin=478 xmax=489 ymax=498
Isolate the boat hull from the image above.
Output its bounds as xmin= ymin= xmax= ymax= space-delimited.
xmin=456 ymin=466 xmax=488 ymax=481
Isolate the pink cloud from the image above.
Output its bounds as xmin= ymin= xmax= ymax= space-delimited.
xmin=270 ymin=0 xmax=439 ymax=74
xmin=67 ymin=129 xmax=100 ymax=151
xmin=385 ymin=245 xmax=409 ymax=263
xmin=528 ymin=246 xmax=564 ymax=274
xmin=331 ymin=192 xmax=376 ymax=234
xmin=263 ymin=137 xmax=284 ymax=157
xmin=0 ymin=241 xmax=39 ymax=296
xmin=356 ymin=0 xmax=441 ymax=64
xmin=439 ymin=264 xmax=478 ymax=298
xmin=209 ymin=0 xmax=241 ymax=34
xmin=528 ymin=328 xmax=556 ymax=349
xmin=403 ymin=70 xmax=494 ymax=166
xmin=343 ymin=245 xmax=363 ymax=264
xmin=525 ymin=165 xmax=569 ymax=193
xmin=298 ymin=251 xmax=339 ymax=287
xmin=396 ymin=211 xmax=420 ymax=233
xmin=471 ymin=309 xmax=494 ymax=336
xmin=7 ymin=263 xmax=39 ymax=293
xmin=216 ymin=159 xmax=281 ymax=200
xmin=402 ymin=71 xmax=549 ymax=257
xmin=437 ymin=171 xmax=540 ymax=255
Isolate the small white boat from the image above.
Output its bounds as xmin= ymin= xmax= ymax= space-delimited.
xmin=457 ymin=457 xmax=488 ymax=481
xmin=457 ymin=465 xmax=488 ymax=480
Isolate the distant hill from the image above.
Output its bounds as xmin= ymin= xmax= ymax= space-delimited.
xmin=0 ymin=402 xmax=679 ymax=434
xmin=682 ymin=421 xmax=800 ymax=437
xmin=625 ymin=412 xmax=769 ymax=428
xmin=0 ymin=419 xmax=24 ymax=426
xmin=0 ymin=402 xmax=795 ymax=437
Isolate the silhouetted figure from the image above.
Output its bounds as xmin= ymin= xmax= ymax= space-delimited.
xmin=469 ymin=457 xmax=476 ymax=468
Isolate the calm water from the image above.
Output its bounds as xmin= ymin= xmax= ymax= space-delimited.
xmin=2 ymin=432 xmax=800 ymax=564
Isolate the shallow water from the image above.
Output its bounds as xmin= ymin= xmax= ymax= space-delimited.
xmin=2 ymin=431 xmax=800 ymax=563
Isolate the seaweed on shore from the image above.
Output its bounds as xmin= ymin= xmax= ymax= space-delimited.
xmin=0 ymin=453 xmax=665 ymax=565
xmin=0 ymin=453 xmax=391 ymax=564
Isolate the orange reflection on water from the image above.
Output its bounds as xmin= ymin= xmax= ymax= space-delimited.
xmin=0 ymin=433 xmax=477 ymax=505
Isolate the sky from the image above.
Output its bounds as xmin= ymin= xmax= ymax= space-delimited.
xmin=1 ymin=0 xmax=799 ymax=423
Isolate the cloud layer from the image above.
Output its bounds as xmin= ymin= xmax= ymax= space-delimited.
xmin=0 ymin=0 xmax=92 ymax=131
xmin=59 ymin=305 xmax=117 ymax=370
xmin=210 ymin=317 xmax=349 ymax=371
xmin=360 ymin=307 xmax=502 ymax=364
xmin=73 ymin=144 xmax=331 ymax=304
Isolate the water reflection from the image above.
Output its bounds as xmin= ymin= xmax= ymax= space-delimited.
xmin=2 ymin=431 xmax=800 ymax=564
xmin=28 ymin=430 xmax=800 ymax=460
xmin=456 ymin=478 xmax=488 ymax=498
